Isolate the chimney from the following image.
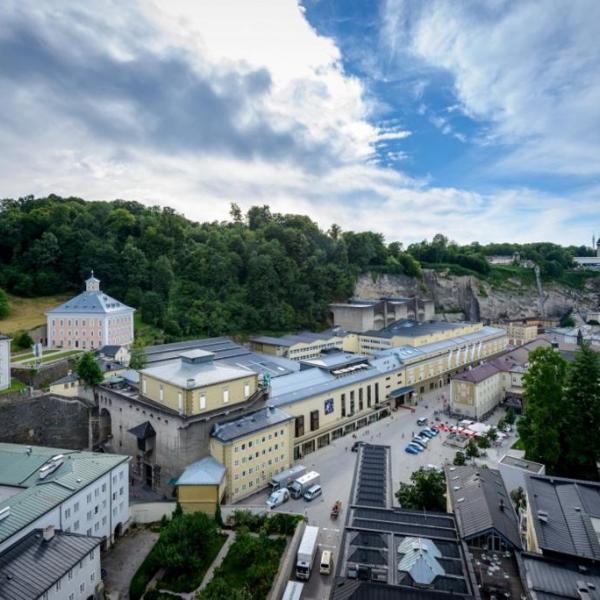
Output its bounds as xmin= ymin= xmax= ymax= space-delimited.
xmin=43 ymin=525 xmax=55 ymax=541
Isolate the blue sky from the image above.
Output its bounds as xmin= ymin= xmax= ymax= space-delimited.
xmin=1 ymin=0 xmax=599 ymax=245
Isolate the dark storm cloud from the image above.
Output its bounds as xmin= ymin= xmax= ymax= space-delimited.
xmin=0 ymin=4 xmax=333 ymax=169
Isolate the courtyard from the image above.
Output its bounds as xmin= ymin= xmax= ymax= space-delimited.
xmin=238 ymin=385 xmax=515 ymax=599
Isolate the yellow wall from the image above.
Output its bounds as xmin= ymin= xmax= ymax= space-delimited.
xmin=210 ymin=419 xmax=294 ymax=503
xmin=177 ymin=482 xmax=225 ymax=514
xmin=140 ymin=372 xmax=257 ymax=416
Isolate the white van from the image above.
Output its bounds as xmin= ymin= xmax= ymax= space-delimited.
xmin=320 ymin=550 xmax=333 ymax=575
xmin=303 ymin=484 xmax=322 ymax=501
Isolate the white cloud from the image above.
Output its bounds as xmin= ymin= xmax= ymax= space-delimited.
xmin=0 ymin=0 xmax=597 ymax=247
xmin=382 ymin=0 xmax=600 ymax=176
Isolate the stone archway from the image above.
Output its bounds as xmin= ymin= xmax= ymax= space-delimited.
xmin=99 ymin=408 xmax=112 ymax=443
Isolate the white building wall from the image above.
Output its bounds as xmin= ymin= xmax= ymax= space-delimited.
xmin=44 ymin=545 xmax=101 ymax=600
xmin=0 ymin=337 xmax=10 ymax=391
xmin=0 ymin=461 xmax=129 ymax=554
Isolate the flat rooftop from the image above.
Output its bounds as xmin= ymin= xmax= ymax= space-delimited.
xmin=499 ymin=454 xmax=544 ymax=473
xmin=364 ymin=319 xmax=472 ymax=339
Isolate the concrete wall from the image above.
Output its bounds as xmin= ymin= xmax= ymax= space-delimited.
xmin=130 ymin=501 xmax=177 ymax=524
xmin=0 ymin=393 xmax=91 ymax=448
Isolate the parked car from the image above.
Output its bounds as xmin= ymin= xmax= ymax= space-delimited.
xmin=417 ymin=417 xmax=428 ymax=426
xmin=266 ymin=488 xmax=290 ymax=509
xmin=407 ymin=442 xmax=423 ymax=453
xmin=351 ymin=441 xmax=365 ymax=452
xmin=412 ymin=437 xmax=428 ymax=449
xmin=426 ymin=464 xmax=443 ymax=473
xmin=420 ymin=429 xmax=435 ymax=439
xmin=405 ymin=444 xmax=420 ymax=455
xmin=303 ymin=484 xmax=323 ymax=501
xmin=426 ymin=427 xmax=439 ymax=436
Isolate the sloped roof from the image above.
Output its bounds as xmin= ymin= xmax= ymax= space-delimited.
xmin=211 ymin=407 xmax=293 ymax=443
xmin=520 ymin=552 xmax=600 ymax=599
xmin=526 ymin=474 xmax=600 ymax=560
xmin=453 ymin=363 xmax=500 ymax=383
xmin=0 ymin=444 xmax=128 ymax=544
xmin=445 ymin=466 xmax=521 ymax=549
xmin=176 ymin=457 xmax=226 ymax=486
xmin=0 ymin=530 xmax=101 ymax=600
xmin=128 ymin=421 xmax=156 ymax=440
xmin=99 ymin=345 xmax=124 ymax=356
xmin=397 ymin=537 xmax=444 ymax=585
xmin=46 ymin=290 xmax=134 ymax=315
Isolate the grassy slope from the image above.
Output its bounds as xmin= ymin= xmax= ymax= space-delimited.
xmin=0 ymin=293 xmax=70 ymax=335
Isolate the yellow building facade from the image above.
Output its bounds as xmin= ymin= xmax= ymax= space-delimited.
xmin=209 ymin=407 xmax=294 ymax=502
xmin=139 ymin=349 xmax=258 ymax=416
xmin=175 ymin=456 xmax=227 ymax=514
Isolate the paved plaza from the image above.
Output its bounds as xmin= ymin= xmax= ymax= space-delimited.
xmin=239 ymin=385 xmax=514 ymax=599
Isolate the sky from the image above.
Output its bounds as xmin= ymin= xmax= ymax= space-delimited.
xmin=1 ymin=0 xmax=599 ymax=245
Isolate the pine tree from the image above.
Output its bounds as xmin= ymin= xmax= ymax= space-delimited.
xmin=562 ymin=343 xmax=600 ymax=479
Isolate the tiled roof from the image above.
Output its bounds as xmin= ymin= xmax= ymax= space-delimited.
xmin=0 ymin=444 xmax=128 ymax=544
xmin=211 ymin=406 xmax=293 ymax=443
xmin=453 ymin=363 xmax=500 ymax=383
xmin=176 ymin=457 xmax=226 ymax=486
xmin=526 ymin=474 xmax=600 ymax=560
xmin=0 ymin=530 xmax=101 ymax=600
xmin=46 ymin=290 xmax=134 ymax=315
xmin=445 ymin=466 xmax=521 ymax=549
xmin=520 ymin=552 xmax=600 ymax=599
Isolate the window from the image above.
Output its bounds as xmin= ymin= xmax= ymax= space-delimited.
xmin=80 ymin=583 xmax=85 ymax=592
xmin=159 ymin=385 xmax=164 ymax=402
xmin=341 ymin=393 xmax=346 ymax=418
xmin=358 ymin=388 xmax=363 ymax=411
xmin=177 ymin=392 xmax=183 ymax=413
xmin=223 ymin=388 xmax=229 ymax=403
xmin=87 ymin=493 xmax=92 ymax=503
xmin=56 ymin=581 xmax=61 ymax=591
xmin=367 ymin=385 xmax=372 ymax=408
xmin=349 ymin=390 xmax=355 ymax=415
xmin=87 ymin=511 xmax=92 ymax=521
xmin=102 ymin=483 xmax=106 ymax=492
xmin=65 ymin=508 xmax=71 ymax=519
xmin=74 ymin=520 xmax=79 ymax=531
xmin=244 ymin=382 xmax=250 ymax=397
xmin=68 ymin=570 xmax=73 ymax=580
xmin=375 ymin=383 xmax=380 ymax=404
xmin=199 ymin=393 xmax=206 ymax=411
xmin=295 ymin=415 xmax=305 ymax=438
xmin=310 ymin=410 xmax=319 ymax=432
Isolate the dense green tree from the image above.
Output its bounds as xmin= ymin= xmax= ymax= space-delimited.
xmin=129 ymin=339 xmax=148 ymax=370
xmin=76 ymin=352 xmax=104 ymax=387
xmin=395 ymin=468 xmax=446 ymax=511
xmin=453 ymin=451 xmax=466 ymax=465
xmin=561 ymin=343 xmax=600 ymax=479
xmin=518 ymin=347 xmax=567 ymax=474
xmin=12 ymin=330 xmax=34 ymax=351
xmin=0 ymin=287 xmax=9 ymax=319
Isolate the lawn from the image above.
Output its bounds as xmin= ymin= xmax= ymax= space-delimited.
xmin=512 ymin=438 xmax=525 ymax=451
xmin=18 ymin=349 xmax=82 ymax=365
xmin=0 ymin=379 xmax=27 ymax=396
xmin=199 ymin=532 xmax=287 ymax=600
xmin=0 ymin=293 xmax=70 ymax=334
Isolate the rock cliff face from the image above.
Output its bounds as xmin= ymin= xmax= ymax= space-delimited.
xmin=354 ymin=270 xmax=600 ymax=322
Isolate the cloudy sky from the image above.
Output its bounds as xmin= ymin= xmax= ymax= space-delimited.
xmin=1 ymin=0 xmax=599 ymax=245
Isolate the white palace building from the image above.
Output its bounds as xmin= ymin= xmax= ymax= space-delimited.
xmin=46 ymin=273 xmax=135 ymax=350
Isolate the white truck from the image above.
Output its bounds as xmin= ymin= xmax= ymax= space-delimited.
xmin=289 ymin=471 xmax=320 ymax=499
xmin=269 ymin=464 xmax=307 ymax=491
xmin=296 ymin=525 xmax=319 ymax=580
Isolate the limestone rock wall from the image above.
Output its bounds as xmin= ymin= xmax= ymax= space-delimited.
xmin=355 ymin=270 xmax=600 ymax=322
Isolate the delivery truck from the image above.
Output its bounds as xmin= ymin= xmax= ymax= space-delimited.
xmin=296 ymin=525 xmax=319 ymax=580
xmin=269 ymin=464 xmax=307 ymax=491
xmin=289 ymin=471 xmax=320 ymax=499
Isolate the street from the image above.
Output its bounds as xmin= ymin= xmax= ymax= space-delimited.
xmin=239 ymin=385 xmax=513 ymax=599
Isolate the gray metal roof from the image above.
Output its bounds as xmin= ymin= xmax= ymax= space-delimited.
xmin=0 ymin=444 xmax=128 ymax=544
xmin=0 ymin=529 xmax=101 ymax=600
xmin=526 ymin=474 xmax=600 ymax=560
xmin=521 ymin=552 xmax=600 ymax=599
xmin=99 ymin=345 xmax=124 ymax=356
xmin=250 ymin=330 xmax=345 ymax=347
xmin=453 ymin=363 xmax=500 ymax=383
xmin=176 ymin=457 xmax=226 ymax=486
xmin=299 ymin=352 xmax=369 ymax=370
xmin=211 ymin=406 xmax=293 ymax=443
xmin=46 ymin=290 xmax=134 ymax=315
xmin=499 ymin=454 xmax=545 ymax=473
xmin=445 ymin=465 xmax=521 ymax=549
xmin=364 ymin=319 xmax=468 ymax=339
xmin=140 ymin=355 xmax=253 ymax=388
xmin=268 ymin=366 xmax=382 ymax=408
